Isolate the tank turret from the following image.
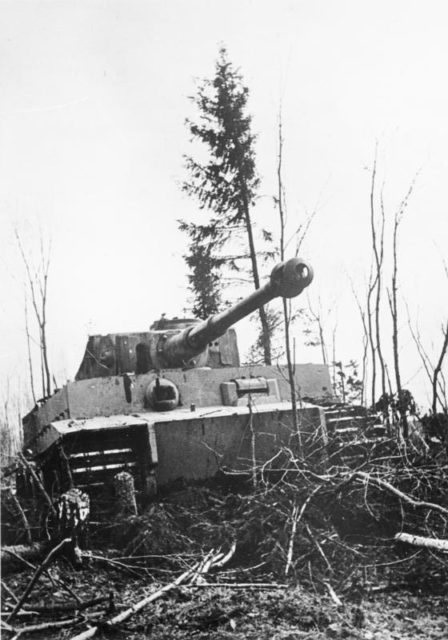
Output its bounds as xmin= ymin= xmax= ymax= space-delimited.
xmin=75 ymin=257 xmax=313 ymax=379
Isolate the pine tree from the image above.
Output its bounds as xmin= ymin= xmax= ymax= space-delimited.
xmin=180 ymin=47 xmax=273 ymax=363
xmin=179 ymin=226 xmax=223 ymax=319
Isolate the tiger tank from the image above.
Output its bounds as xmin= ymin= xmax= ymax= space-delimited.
xmin=22 ymin=257 xmax=331 ymax=504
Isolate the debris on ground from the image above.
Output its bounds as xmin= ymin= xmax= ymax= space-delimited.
xmin=1 ymin=435 xmax=447 ymax=639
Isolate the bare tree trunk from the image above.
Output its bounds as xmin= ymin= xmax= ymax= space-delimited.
xmin=318 ymin=317 xmax=328 ymax=366
xmin=308 ymin=298 xmax=328 ymax=366
xmin=41 ymin=301 xmax=51 ymax=397
xmin=370 ymin=157 xmax=386 ymax=398
xmin=388 ymin=177 xmax=417 ymax=438
xmin=408 ymin=315 xmax=447 ymax=414
xmin=277 ymin=117 xmax=299 ymax=438
xmin=331 ymin=324 xmax=338 ymax=397
xmin=24 ymin=298 xmax=36 ymax=405
xmin=2 ymin=391 xmax=11 ymax=460
xmin=366 ymin=150 xmax=391 ymax=406
xmin=15 ymin=229 xmax=52 ymax=398
xmin=366 ymin=268 xmax=377 ymax=406
xmin=39 ymin=234 xmax=52 ymax=396
xmin=389 ymin=220 xmax=407 ymax=438
xmin=244 ymin=207 xmax=272 ymax=365
xmin=40 ymin=338 xmax=45 ymax=399
xmin=351 ymin=284 xmax=369 ymax=407
xmin=234 ymin=138 xmax=272 ymax=365
xmin=432 ymin=322 xmax=448 ymax=415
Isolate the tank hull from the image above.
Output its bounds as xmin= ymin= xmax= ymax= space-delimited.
xmin=32 ymin=403 xmax=327 ymax=500
xmin=23 ymin=364 xmax=331 ymax=499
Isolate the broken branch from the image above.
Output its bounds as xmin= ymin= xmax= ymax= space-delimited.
xmin=7 ymin=538 xmax=71 ymax=622
xmin=70 ymin=561 xmax=200 ymax=640
xmin=355 ymin=471 xmax=448 ymax=517
xmin=395 ymin=532 xmax=448 ymax=552
xmin=211 ymin=540 xmax=236 ymax=568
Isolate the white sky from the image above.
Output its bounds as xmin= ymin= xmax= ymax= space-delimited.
xmin=1 ymin=0 xmax=447 ymax=413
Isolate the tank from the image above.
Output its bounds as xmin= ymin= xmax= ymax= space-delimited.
xmin=22 ymin=257 xmax=332 ymax=503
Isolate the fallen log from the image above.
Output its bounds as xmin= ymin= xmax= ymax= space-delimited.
xmin=394 ymin=532 xmax=448 ymax=552
xmin=1 ymin=543 xmax=48 ymax=574
xmin=19 ymin=595 xmax=111 ymax=616
xmin=181 ymin=582 xmax=287 ymax=589
xmin=3 ymin=611 xmax=105 ymax=639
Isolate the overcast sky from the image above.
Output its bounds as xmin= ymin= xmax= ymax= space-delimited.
xmin=1 ymin=0 xmax=447 ymax=413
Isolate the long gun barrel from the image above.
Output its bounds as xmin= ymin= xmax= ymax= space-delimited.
xmin=161 ymin=257 xmax=313 ymax=368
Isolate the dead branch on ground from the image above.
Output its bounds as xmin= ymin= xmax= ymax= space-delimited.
xmin=7 ymin=538 xmax=72 ymax=623
xmin=395 ymin=532 xmax=448 ymax=552
xmin=69 ymin=562 xmax=200 ymax=640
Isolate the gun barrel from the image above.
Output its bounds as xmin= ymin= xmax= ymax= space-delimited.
xmin=161 ymin=257 xmax=313 ymax=368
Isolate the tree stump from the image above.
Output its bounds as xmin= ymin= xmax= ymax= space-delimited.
xmin=113 ymin=471 xmax=138 ymax=517
xmin=56 ymin=488 xmax=90 ymax=565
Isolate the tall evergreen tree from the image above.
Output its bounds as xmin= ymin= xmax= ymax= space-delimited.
xmin=179 ymin=224 xmax=223 ymax=319
xmin=180 ymin=47 xmax=272 ymax=363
